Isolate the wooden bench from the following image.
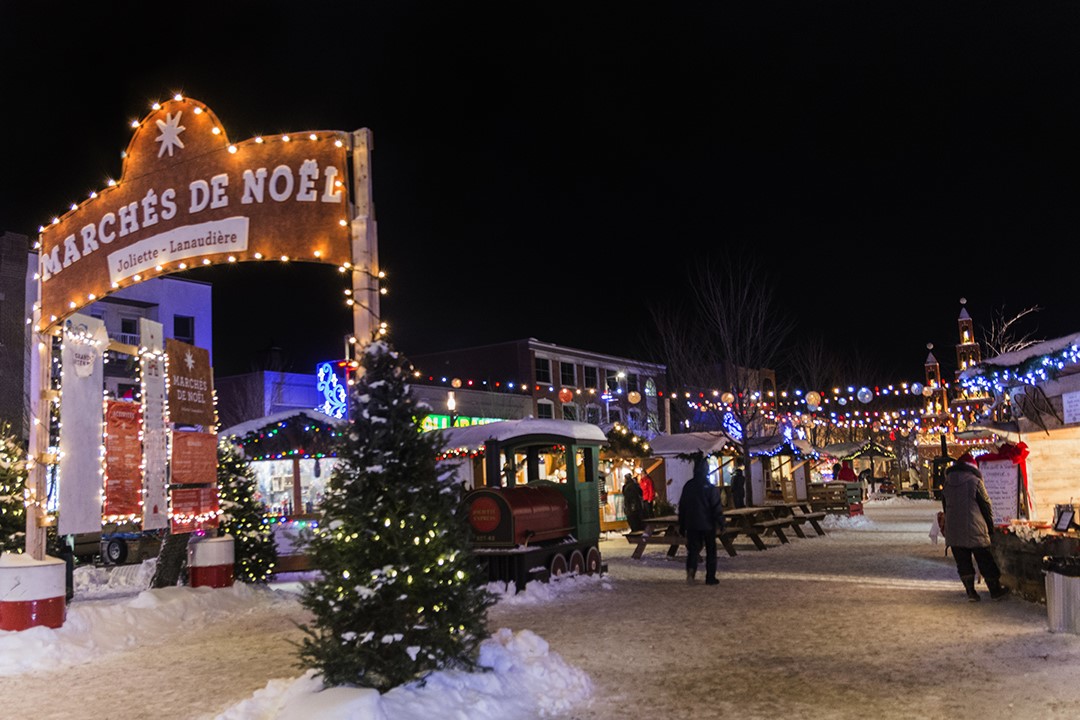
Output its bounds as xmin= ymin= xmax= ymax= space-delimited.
xmin=753 ymin=517 xmax=793 ymax=544
xmin=790 ymin=511 xmax=827 ymax=536
xmin=627 ymin=527 xmax=687 ymax=560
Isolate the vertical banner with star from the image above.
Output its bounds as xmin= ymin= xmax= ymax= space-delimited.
xmin=140 ymin=318 xmax=169 ymax=530
xmin=166 ymin=338 xmax=215 ymax=427
xmin=57 ymin=314 xmax=109 ymax=535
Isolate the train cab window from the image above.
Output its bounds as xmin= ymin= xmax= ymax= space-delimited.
xmin=537 ymin=400 xmax=554 ymax=419
xmin=535 ymin=357 xmax=552 ymax=384
xmin=562 ymin=404 xmax=578 ymax=421
xmin=560 ymin=361 xmax=576 ymax=386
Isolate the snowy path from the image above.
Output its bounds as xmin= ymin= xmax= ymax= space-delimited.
xmin=2 ymin=499 xmax=1079 ymax=719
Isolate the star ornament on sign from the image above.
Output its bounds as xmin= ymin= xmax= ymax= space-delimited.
xmin=184 ymin=349 xmax=195 ymax=371
xmin=155 ymin=111 xmax=186 ymax=158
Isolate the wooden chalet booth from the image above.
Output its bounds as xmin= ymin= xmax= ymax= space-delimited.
xmin=747 ymin=435 xmax=819 ymax=507
xmin=957 ymin=332 xmax=1080 ymax=601
xmin=648 ymin=431 xmax=738 ymax=509
xmin=220 ymin=409 xmax=344 ymax=573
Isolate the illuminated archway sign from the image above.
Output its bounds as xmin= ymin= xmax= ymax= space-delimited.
xmin=26 ymin=97 xmax=380 ymax=559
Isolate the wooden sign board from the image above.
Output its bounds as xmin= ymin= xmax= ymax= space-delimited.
xmin=36 ymin=97 xmax=352 ymax=330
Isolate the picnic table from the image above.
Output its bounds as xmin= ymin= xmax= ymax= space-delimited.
xmin=725 ymin=506 xmax=789 ymax=546
xmin=627 ymin=509 xmax=773 ymax=559
xmin=767 ymin=502 xmax=828 ymax=537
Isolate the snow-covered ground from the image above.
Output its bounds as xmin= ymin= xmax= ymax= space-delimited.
xmin=2 ymin=498 xmax=1078 ymax=719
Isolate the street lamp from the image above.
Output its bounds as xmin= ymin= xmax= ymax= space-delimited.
xmin=447 ymin=391 xmax=457 ymax=428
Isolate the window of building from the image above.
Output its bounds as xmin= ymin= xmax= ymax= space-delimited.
xmin=583 ymin=366 xmax=598 ymax=389
xmin=609 ymin=406 xmax=622 ymax=424
xmin=119 ymin=317 xmax=139 ymax=344
xmin=537 ymin=400 xmax=554 ymax=419
xmin=605 ymin=369 xmax=621 ymax=394
xmin=174 ymin=315 xmax=195 ymax=345
xmin=560 ymin=361 xmax=576 ymax=387
xmin=562 ymin=404 xmax=578 ymax=421
xmin=627 ymin=373 xmax=639 ymax=393
xmin=628 ymin=408 xmax=641 ymax=430
xmin=535 ymin=357 xmax=552 ymax=384
xmin=585 ymin=405 xmax=602 ymax=424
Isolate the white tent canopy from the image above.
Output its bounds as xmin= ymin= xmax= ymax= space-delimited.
xmin=219 ymin=408 xmax=344 ymax=439
xmin=438 ymin=418 xmax=608 ymax=453
xmin=648 ymin=431 xmax=734 ymax=457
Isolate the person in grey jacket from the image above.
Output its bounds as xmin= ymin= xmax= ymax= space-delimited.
xmin=942 ymin=452 xmax=1010 ymax=601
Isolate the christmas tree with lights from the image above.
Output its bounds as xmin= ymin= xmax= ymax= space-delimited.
xmin=0 ymin=423 xmax=27 ymax=553
xmin=298 ymin=340 xmax=494 ymax=692
xmin=217 ymin=440 xmax=277 ymax=583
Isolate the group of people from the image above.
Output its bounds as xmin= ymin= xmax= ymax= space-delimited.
xmin=621 ymin=470 xmax=654 ymax=532
xmin=655 ymin=452 xmax=1010 ymax=602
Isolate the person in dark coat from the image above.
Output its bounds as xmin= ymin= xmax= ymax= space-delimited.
xmin=678 ymin=458 xmax=724 ymax=585
xmin=731 ymin=465 xmax=747 ymax=509
xmin=622 ymin=473 xmax=645 ymax=532
xmin=942 ymin=452 xmax=1009 ymax=601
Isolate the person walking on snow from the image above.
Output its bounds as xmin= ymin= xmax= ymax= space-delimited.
xmin=678 ymin=457 xmax=725 ymax=586
xmin=622 ymin=473 xmax=645 ymax=532
xmin=942 ymin=452 xmax=1010 ymax=602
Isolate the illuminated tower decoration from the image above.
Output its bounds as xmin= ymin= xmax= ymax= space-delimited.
xmin=924 ymin=343 xmax=949 ymax=421
xmin=952 ymin=298 xmax=992 ymax=429
xmin=955 ymin=298 xmax=982 ymax=382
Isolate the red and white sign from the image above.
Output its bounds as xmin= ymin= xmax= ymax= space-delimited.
xmin=170 ymin=431 xmax=218 ymax=485
xmin=170 ymin=486 xmax=220 ymax=534
xmin=104 ymin=400 xmax=143 ymax=519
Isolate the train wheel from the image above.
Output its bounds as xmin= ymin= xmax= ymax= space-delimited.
xmin=549 ymin=552 xmax=568 ymax=580
xmin=569 ymin=550 xmax=586 ymax=575
xmin=585 ymin=546 xmax=602 ymax=575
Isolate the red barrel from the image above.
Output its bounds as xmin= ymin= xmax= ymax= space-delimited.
xmin=0 ymin=553 xmax=67 ymax=631
xmin=466 ymin=485 xmax=571 ymax=547
xmin=187 ymin=536 xmax=235 ymax=588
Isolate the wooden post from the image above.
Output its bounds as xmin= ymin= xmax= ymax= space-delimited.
xmin=350 ymin=129 xmax=380 ymax=358
xmin=25 ymin=305 xmax=51 ymax=560
xmin=292 ymin=456 xmax=303 ymax=515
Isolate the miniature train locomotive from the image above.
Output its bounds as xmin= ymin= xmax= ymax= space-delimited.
xmin=453 ymin=419 xmax=608 ymax=591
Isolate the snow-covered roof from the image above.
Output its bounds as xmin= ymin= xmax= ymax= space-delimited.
xmin=648 ymin=431 xmax=733 ymax=457
xmin=747 ymin=434 xmax=820 ymax=458
xmin=219 ymin=409 xmax=344 ymax=439
xmin=820 ymin=439 xmax=895 ymax=461
xmin=438 ymin=418 xmax=608 ymax=452
xmin=960 ymin=330 xmax=1080 ymax=378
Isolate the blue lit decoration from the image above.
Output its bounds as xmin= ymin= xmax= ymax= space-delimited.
xmin=316 ymin=362 xmax=348 ymax=419
xmin=721 ymin=410 xmax=744 ymax=443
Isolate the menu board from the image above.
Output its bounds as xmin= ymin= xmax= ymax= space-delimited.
xmin=1064 ymin=390 xmax=1080 ymax=425
xmin=104 ymin=400 xmax=143 ymax=518
xmin=980 ymin=459 xmax=1020 ymax=525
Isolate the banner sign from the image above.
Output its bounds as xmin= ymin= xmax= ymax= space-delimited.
xmin=170 ymin=486 xmax=220 ymax=534
xmin=979 ymin=459 xmax=1020 ymax=525
xmin=103 ymin=400 xmax=143 ymax=519
xmin=167 ymin=338 xmax=215 ymax=427
xmin=36 ymin=96 xmax=352 ymax=331
xmin=170 ymin=431 xmax=218 ymax=485
xmin=57 ymin=314 xmax=108 ymax=535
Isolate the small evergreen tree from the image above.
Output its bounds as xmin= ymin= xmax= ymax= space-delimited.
xmin=0 ymin=422 xmax=27 ymax=554
xmin=298 ymin=340 xmax=494 ymax=691
xmin=217 ymin=440 xmax=277 ymax=583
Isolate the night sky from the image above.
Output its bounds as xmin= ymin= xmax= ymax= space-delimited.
xmin=4 ymin=2 xmax=1080 ymax=381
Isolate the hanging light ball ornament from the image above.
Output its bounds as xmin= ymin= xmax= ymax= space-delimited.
xmin=451 ymin=378 xmax=462 ymax=388
xmin=805 ymin=391 xmax=821 ymax=410
xmin=838 ymin=397 xmax=847 ymax=406
xmin=721 ymin=392 xmax=735 ymax=405
xmin=910 ymin=382 xmax=923 ymax=396
xmin=628 ymin=390 xmax=641 ymax=405
xmin=922 ymin=386 xmax=933 ymax=397
xmin=558 ymin=388 xmax=574 ymax=403
xmin=857 ymin=387 xmax=873 ymax=404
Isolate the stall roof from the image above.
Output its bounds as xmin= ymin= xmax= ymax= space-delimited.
xmin=219 ymin=408 xmax=344 ymax=439
xmin=438 ymin=418 xmax=608 ymax=453
xmin=820 ymin=439 xmax=895 ymax=461
xmin=747 ymin=435 xmax=820 ymax=458
xmin=648 ymin=431 xmax=734 ymax=457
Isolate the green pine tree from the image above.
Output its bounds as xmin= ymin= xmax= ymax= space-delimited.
xmin=217 ymin=440 xmax=277 ymax=583
xmin=298 ymin=340 xmax=494 ymax=692
xmin=0 ymin=423 xmax=27 ymax=554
